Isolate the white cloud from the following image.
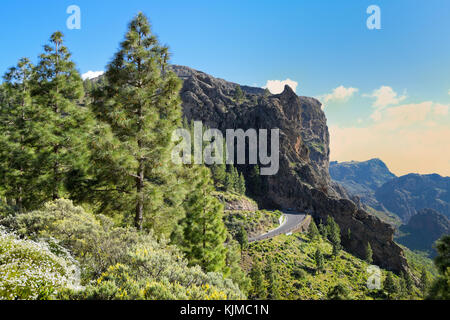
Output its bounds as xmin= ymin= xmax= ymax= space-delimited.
xmin=319 ymin=86 xmax=358 ymax=106
xmin=263 ymin=79 xmax=298 ymax=94
xmin=434 ymin=103 xmax=449 ymax=116
xmin=82 ymin=70 xmax=104 ymax=80
xmin=364 ymin=86 xmax=406 ymax=109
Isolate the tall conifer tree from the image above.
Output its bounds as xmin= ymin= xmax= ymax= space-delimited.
xmin=31 ymin=32 xmax=89 ymax=202
xmin=0 ymin=59 xmax=39 ymax=211
xmin=180 ymin=166 xmax=227 ymax=272
xmin=89 ymin=13 xmax=184 ymax=231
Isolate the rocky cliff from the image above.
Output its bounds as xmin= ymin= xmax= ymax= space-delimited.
xmin=172 ymin=65 xmax=408 ymax=273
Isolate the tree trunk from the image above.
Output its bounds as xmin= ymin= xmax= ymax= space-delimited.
xmin=135 ymin=160 xmax=144 ymax=230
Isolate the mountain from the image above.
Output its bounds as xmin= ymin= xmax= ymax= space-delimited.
xmin=375 ymin=173 xmax=450 ymax=222
xmin=329 ymin=159 xmax=396 ymax=210
xmin=396 ymin=208 xmax=450 ymax=256
xmin=172 ymin=65 xmax=408 ymax=273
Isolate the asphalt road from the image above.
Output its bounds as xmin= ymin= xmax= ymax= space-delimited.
xmin=249 ymin=211 xmax=306 ymax=242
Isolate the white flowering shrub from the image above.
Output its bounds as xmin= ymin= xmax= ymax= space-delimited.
xmin=0 ymin=228 xmax=80 ymax=300
xmin=1 ymin=199 xmax=245 ymax=300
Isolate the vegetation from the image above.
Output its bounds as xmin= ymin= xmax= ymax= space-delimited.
xmin=0 ymin=11 xmax=445 ymax=301
xmin=0 ymin=13 xmax=245 ymax=300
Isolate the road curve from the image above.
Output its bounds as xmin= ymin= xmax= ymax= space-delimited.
xmin=249 ymin=211 xmax=306 ymax=243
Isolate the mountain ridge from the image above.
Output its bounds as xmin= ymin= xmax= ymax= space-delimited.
xmin=171 ymin=65 xmax=408 ymax=273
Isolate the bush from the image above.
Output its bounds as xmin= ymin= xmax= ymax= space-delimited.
xmin=1 ymin=199 xmax=245 ymax=300
xmin=0 ymin=227 xmax=80 ymax=300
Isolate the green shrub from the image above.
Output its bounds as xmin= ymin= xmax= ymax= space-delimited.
xmin=1 ymin=199 xmax=245 ymax=300
xmin=0 ymin=227 xmax=80 ymax=300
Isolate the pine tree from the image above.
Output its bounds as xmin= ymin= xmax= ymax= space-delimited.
xmin=0 ymin=58 xmax=39 ymax=211
xmin=224 ymin=166 xmax=235 ymax=192
xmin=318 ymin=221 xmax=327 ymax=238
xmin=366 ymin=242 xmax=373 ymax=264
xmin=234 ymin=85 xmax=244 ymax=103
xmin=403 ymin=271 xmax=414 ymax=295
xmin=315 ymin=249 xmax=325 ymax=273
xmin=383 ymin=272 xmax=398 ymax=299
xmin=231 ymin=166 xmax=240 ymax=191
xmin=31 ymin=32 xmax=90 ymax=203
xmin=307 ymin=220 xmax=320 ymax=240
xmin=225 ymin=237 xmax=251 ymax=294
xmin=236 ymin=225 xmax=248 ymax=250
xmin=180 ymin=166 xmax=227 ymax=273
xmin=237 ymin=172 xmax=246 ymax=195
xmin=265 ymin=260 xmax=281 ymax=300
xmin=327 ymin=284 xmax=350 ymax=300
xmin=420 ymin=268 xmax=429 ymax=296
xmin=248 ymin=165 xmax=262 ymax=196
xmin=327 ymin=216 xmax=341 ymax=256
xmin=249 ymin=261 xmax=266 ymax=299
xmin=89 ymin=13 xmax=184 ymax=231
xmin=210 ymin=163 xmax=226 ymax=188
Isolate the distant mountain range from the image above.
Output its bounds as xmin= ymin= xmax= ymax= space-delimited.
xmin=397 ymin=208 xmax=450 ymax=256
xmin=329 ymin=159 xmax=396 ymax=211
xmin=330 ymin=159 xmax=450 ymax=255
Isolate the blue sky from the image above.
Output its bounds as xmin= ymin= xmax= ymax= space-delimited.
xmin=0 ymin=0 xmax=449 ymax=175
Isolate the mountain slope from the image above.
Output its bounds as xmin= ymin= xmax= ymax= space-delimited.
xmin=172 ymin=65 xmax=408 ymax=273
xmin=396 ymin=208 xmax=450 ymax=256
xmin=375 ymin=173 xmax=450 ymax=222
xmin=329 ymin=159 xmax=396 ymax=211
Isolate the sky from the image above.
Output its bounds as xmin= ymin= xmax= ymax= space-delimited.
xmin=0 ymin=0 xmax=449 ymax=176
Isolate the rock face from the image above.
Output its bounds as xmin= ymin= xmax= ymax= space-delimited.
xmin=173 ymin=65 xmax=408 ymax=273
xmin=375 ymin=173 xmax=450 ymax=222
xmin=330 ymin=159 xmax=396 ymax=211
xmin=397 ymin=208 xmax=450 ymax=256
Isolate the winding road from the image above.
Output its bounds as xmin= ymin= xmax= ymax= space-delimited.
xmin=248 ymin=210 xmax=306 ymax=243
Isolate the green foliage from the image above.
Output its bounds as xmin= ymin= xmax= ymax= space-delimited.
xmin=314 ymin=249 xmax=325 ymax=273
xmin=433 ymin=235 xmax=450 ymax=274
xmin=307 ymin=220 xmax=320 ymax=240
xmin=383 ymin=272 xmax=398 ymax=299
xmin=427 ymin=235 xmax=450 ymax=299
xmin=245 ymin=234 xmax=381 ymax=300
xmin=1 ymin=200 xmax=244 ymax=300
xmin=366 ymin=242 xmax=373 ymax=264
xmin=327 ymin=284 xmax=351 ymax=300
xmin=0 ymin=227 xmax=79 ymax=300
xmin=236 ymin=225 xmax=248 ymax=250
xmin=0 ymin=59 xmax=39 ymax=212
xmin=233 ymin=85 xmax=244 ymax=103
xmin=420 ymin=267 xmax=430 ymax=296
xmin=249 ymin=261 xmax=265 ymax=299
xmin=225 ymin=237 xmax=251 ymax=295
xmin=265 ymin=259 xmax=281 ymax=300
xmin=237 ymin=173 xmax=246 ymax=195
xmin=31 ymin=32 xmax=90 ymax=203
xmin=61 ymin=248 xmax=244 ymax=300
xmin=248 ymin=165 xmax=263 ymax=196
xmin=326 ymin=216 xmax=341 ymax=256
xmin=178 ymin=167 xmax=227 ymax=273
xmin=87 ymin=13 xmax=185 ymax=232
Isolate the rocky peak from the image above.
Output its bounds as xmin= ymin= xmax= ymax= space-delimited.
xmin=173 ymin=65 xmax=409 ymax=273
